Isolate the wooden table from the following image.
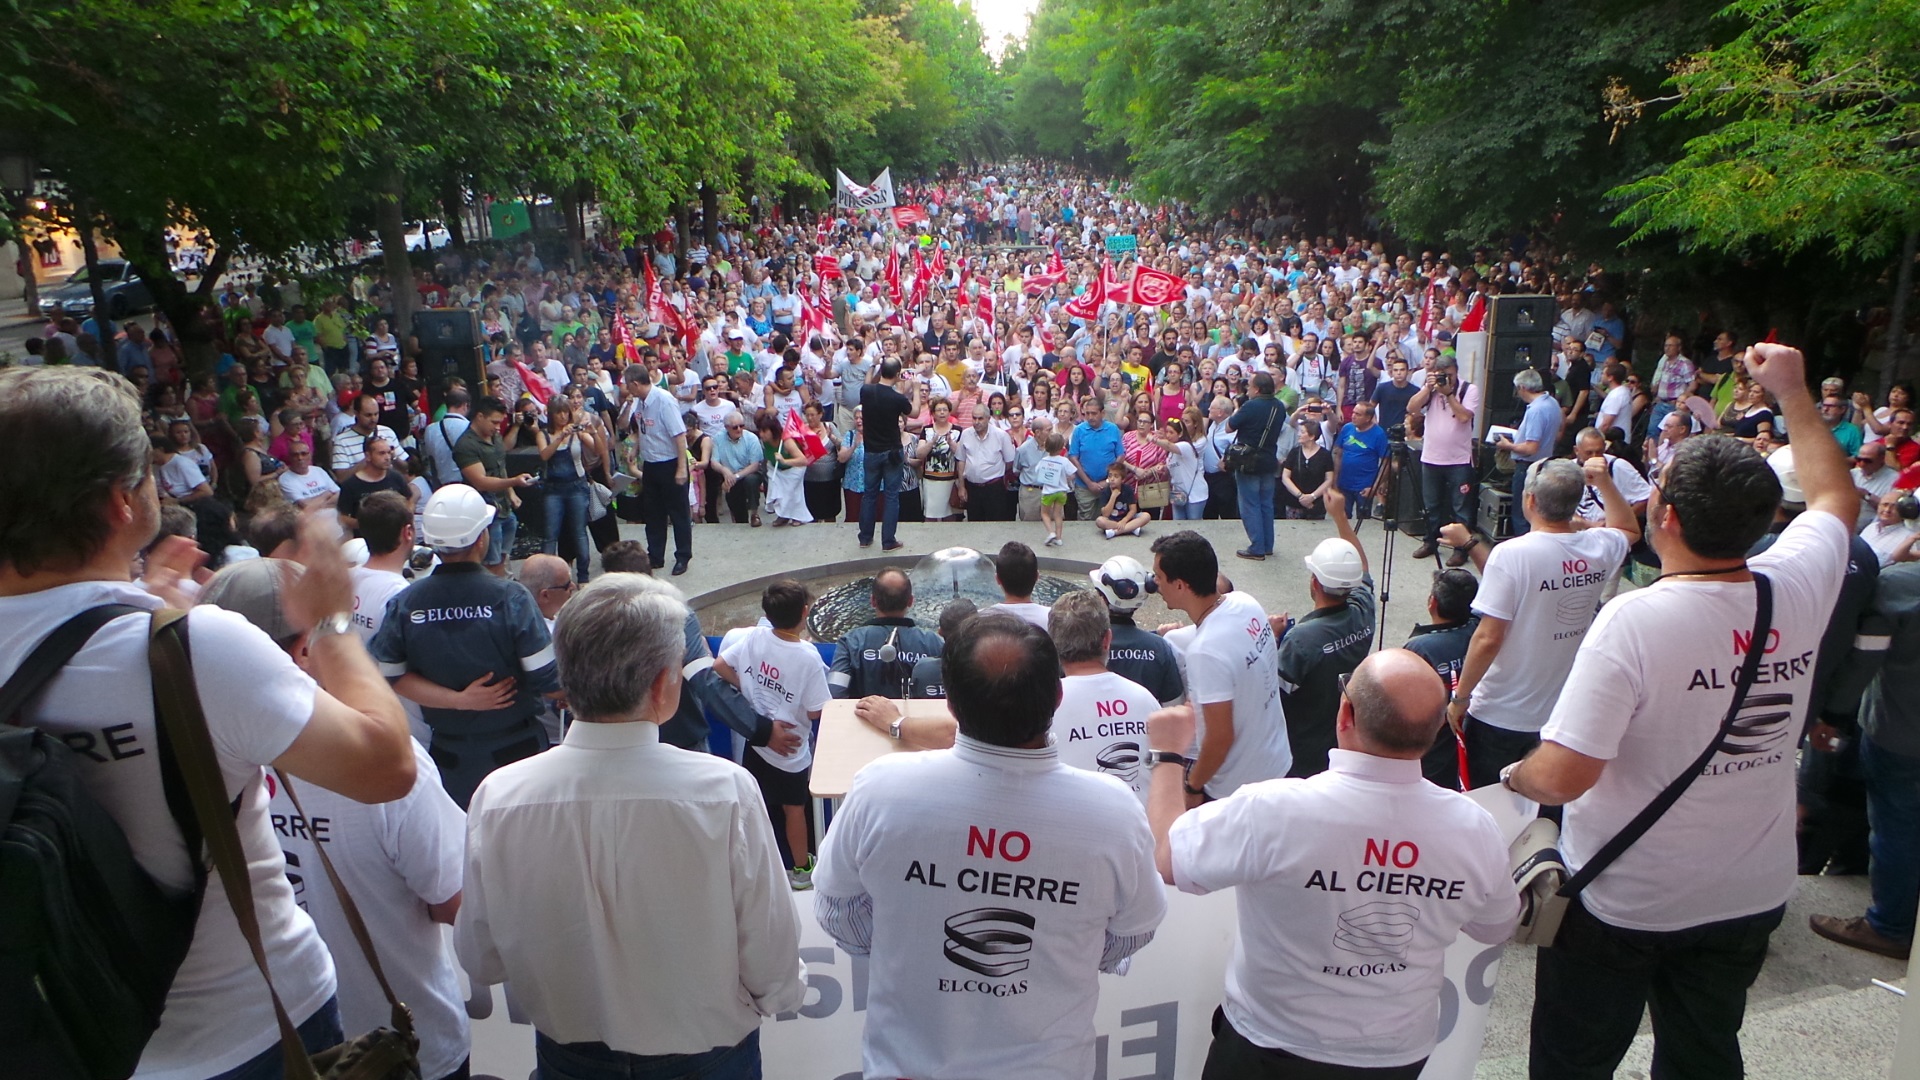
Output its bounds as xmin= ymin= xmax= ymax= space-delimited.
xmin=809 ymin=699 xmax=953 ymax=798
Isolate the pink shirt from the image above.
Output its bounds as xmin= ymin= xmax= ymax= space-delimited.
xmin=1419 ymin=380 xmax=1481 ymax=466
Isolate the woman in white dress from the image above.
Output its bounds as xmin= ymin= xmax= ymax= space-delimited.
xmin=757 ymin=412 xmax=814 ymax=526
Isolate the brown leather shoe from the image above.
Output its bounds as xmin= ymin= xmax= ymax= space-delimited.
xmin=1446 ymin=545 xmax=1472 ymax=568
xmin=1809 ymin=914 xmax=1912 ymax=959
xmin=1411 ymin=541 xmax=1438 ymax=560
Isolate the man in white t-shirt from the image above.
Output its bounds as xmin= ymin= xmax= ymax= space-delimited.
xmin=200 ymin=559 xmax=470 ymax=1080
xmin=279 ymin=442 xmax=343 ymax=510
xmin=981 ymin=540 xmax=1051 ymax=628
xmin=1048 ymin=589 xmax=1162 ymax=804
xmin=1150 ymin=530 xmax=1293 ymax=796
xmin=0 ymin=366 xmax=415 ymax=1080
xmin=1570 ymin=426 xmax=1652 ymax=524
xmin=717 ymin=580 xmax=830 ymax=890
xmin=1504 ymin=343 xmax=1855 ymax=1078
xmin=1443 ymin=457 xmax=1638 ymax=789
xmin=1146 ymin=648 xmax=1518 ymax=1076
xmin=813 ymin=614 xmax=1166 ymax=1080
xmin=350 ymin=492 xmax=429 ymax=743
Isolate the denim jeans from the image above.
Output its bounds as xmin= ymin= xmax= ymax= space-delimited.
xmin=484 ymin=509 xmax=519 ymax=567
xmin=535 ymin=1029 xmax=760 ymax=1080
xmin=1175 ymin=499 xmax=1206 ymax=520
xmin=858 ymin=448 xmax=906 ymax=545
xmin=1862 ymin=733 xmax=1920 ymax=941
xmin=1236 ymin=471 xmax=1276 ymax=555
xmin=208 ymin=997 xmax=342 ymax=1080
xmin=1531 ymin=898 xmax=1783 ymax=1079
xmin=543 ymin=480 xmax=592 ymax=581
xmin=1421 ymin=461 xmax=1475 ymax=544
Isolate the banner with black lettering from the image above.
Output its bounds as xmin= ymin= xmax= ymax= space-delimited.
xmin=835 ymin=168 xmax=897 ymax=212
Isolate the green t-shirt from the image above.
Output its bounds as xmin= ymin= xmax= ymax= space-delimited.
xmin=551 ymin=320 xmax=585 ymax=349
xmin=453 ymin=428 xmax=510 ymax=511
xmin=287 ymin=318 xmax=318 ymax=355
xmin=726 ymin=350 xmax=756 ymax=376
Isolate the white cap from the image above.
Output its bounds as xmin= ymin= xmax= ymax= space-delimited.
xmin=420 ymin=484 xmax=496 ymax=548
xmin=1768 ymin=444 xmax=1804 ymax=508
xmin=1089 ymin=555 xmax=1153 ymax=610
xmin=1303 ymin=537 xmax=1366 ymax=590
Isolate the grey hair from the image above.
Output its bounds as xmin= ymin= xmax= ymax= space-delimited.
xmin=1574 ymin=426 xmax=1605 ymax=447
xmin=0 ymin=367 xmax=152 ymax=574
xmin=726 ymin=410 xmax=746 ymax=426
xmin=1512 ymin=368 xmax=1544 ymax=394
xmin=1430 ymin=354 xmax=1458 ymax=372
xmin=1526 ymin=458 xmax=1584 ymax=522
xmin=554 ymin=573 xmax=689 ymax=722
xmin=1047 ymin=589 xmax=1111 ymax=665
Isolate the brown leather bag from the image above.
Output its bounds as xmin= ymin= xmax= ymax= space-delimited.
xmin=148 ymin=610 xmax=421 ymax=1080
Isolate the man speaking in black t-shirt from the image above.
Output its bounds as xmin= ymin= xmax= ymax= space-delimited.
xmin=858 ymin=357 xmax=924 ymax=551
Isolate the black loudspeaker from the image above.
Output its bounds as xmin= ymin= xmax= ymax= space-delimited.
xmin=414 ymin=308 xmax=485 ymax=413
xmin=1483 ymin=330 xmax=1554 ymax=428
xmin=1488 ymin=294 xmax=1555 ymax=337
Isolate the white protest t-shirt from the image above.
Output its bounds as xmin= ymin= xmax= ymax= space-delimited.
xmin=158 ymin=453 xmax=208 ymax=499
xmin=721 ymin=627 xmax=829 ymax=773
xmin=1033 ymin=455 xmax=1073 ymax=495
xmin=1169 ymin=751 xmax=1517 ymax=1068
xmin=0 ymin=581 xmax=333 ymax=1080
xmin=691 ymin=398 xmax=734 ymax=442
xmin=264 ymin=741 xmax=470 ymax=1080
xmin=1541 ymin=511 xmax=1850 ymax=931
xmin=1181 ymin=591 xmax=1293 ymax=795
xmin=279 ymin=467 xmax=340 ymax=506
xmin=1053 ymin=671 xmax=1162 ymax=805
xmin=1575 ymin=456 xmax=1653 ymax=522
xmin=812 ymin=738 xmax=1167 ymax=1080
xmin=351 ymin=566 xmax=427 ymax=743
xmin=1468 ymin=527 xmax=1632 ymax=733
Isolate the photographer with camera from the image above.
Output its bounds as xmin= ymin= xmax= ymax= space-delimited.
xmin=530 ymin=397 xmax=601 ymax=584
xmin=1407 ymin=355 xmax=1480 ymax=567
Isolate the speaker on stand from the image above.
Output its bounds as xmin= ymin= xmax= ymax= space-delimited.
xmin=1480 ymin=294 xmax=1556 ymax=534
xmin=413 ymin=307 xmax=486 ymax=414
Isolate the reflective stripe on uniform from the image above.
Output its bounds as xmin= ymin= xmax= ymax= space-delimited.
xmin=377 ymin=660 xmax=408 ymax=678
xmin=522 ymin=644 xmax=556 ymax=671
xmin=828 ymin=670 xmax=852 ymax=688
xmin=683 ymin=656 xmax=714 ymax=680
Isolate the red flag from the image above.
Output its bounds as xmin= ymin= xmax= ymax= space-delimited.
xmin=798 ymin=281 xmax=829 ymax=339
xmin=613 ymin=311 xmax=637 ymax=361
xmin=1100 ymin=261 xmax=1136 ymax=306
xmin=813 ymin=253 xmax=843 ymax=280
xmin=815 ymin=217 xmax=831 ymax=246
xmin=975 ymin=288 xmax=995 ymax=342
xmin=783 ymin=404 xmax=826 ymax=460
xmin=1063 ymin=269 xmax=1105 ymax=321
xmin=1458 ymin=291 xmax=1486 ymax=333
xmin=890 ymin=204 xmax=929 ymax=230
xmin=1046 ymin=242 xmax=1064 ymax=278
xmin=644 ymin=258 xmax=671 ymax=325
xmin=884 ymin=243 xmax=903 ymax=306
xmin=930 ymin=244 xmax=947 ymax=280
xmin=909 ymin=247 xmax=930 ymax=310
xmin=1037 ymin=319 xmax=1057 ymax=354
xmin=1130 ymin=265 xmax=1187 ymax=308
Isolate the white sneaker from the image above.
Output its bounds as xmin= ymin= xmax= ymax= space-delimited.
xmin=788 ymin=862 xmax=814 ymax=891
xmin=1104 ymin=529 xmax=1117 ymax=539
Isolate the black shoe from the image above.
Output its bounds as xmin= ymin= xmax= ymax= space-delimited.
xmin=858 ymin=537 xmax=874 ymax=548
xmin=1411 ymin=541 xmax=1438 ymax=560
xmin=649 ymin=556 xmax=666 ymax=571
xmin=882 ymin=541 xmax=906 ymax=552
xmin=671 ymin=558 xmax=690 ymax=576
xmin=1235 ymin=548 xmax=1267 ymax=561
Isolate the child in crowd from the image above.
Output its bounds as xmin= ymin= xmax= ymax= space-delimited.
xmin=1097 ymin=460 xmax=1151 ymax=538
xmin=715 ymin=580 xmax=830 ymax=890
xmin=1034 ymin=431 xmax=1073 ymax=547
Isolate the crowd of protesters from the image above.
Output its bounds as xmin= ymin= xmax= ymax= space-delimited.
xmin=4 ymin=160 xmax=1918 ymax=1080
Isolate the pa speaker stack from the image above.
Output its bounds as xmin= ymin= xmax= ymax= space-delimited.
xmin=1483 ymin=295 xmax=1555 ymax=431
xmin=414 ymin=307 xmax=485 ymax=413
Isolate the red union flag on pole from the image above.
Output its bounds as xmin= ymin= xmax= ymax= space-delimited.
xmin=883 ymin=243 xmax=903 ymax=306
xmin=975 ymin=287 xmax=995 ymax=341
xmin=1062 ymin=268 xmax=1105 ymax=321
xmin=1100 ymin=261 xmax=1136 ymax=306
xmin=890 ymin=204 xmax=929 ymax=230
xmin=813 ymin=252 xmax=843 ymax=281
xmin=1130 ymin=264 xmax=1187 ymax=308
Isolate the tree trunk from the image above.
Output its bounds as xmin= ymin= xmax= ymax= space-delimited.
xmin=1882 ymin=226 xmax=1918 ymax=399
xmin=118 ymin=224 xmax=225 ymax=384
xmin=558 ymin=186 xmax=583 ymax=270
xmin=701 ymin=183 xmax=720 ymax=252
xmin=674 ymin=200 xmax=693 ymax=261
xmin=376 ymin=163 xmax=416 ymax=342
xmin=75 ymin=201 xmax=115 ymax=364
xmin=441 ymin=177 xmax=468 ymax=250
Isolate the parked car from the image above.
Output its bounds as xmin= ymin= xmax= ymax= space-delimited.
xmin=404 ymin=220 xmax=452 ymax=251
xmin=39 ymin=259 xmax=156 ymax=319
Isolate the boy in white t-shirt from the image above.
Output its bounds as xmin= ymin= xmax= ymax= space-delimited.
xmin=717 ymin=580 xmax=830 ymax=890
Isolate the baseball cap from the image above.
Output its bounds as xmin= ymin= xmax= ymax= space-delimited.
xmin=200 ymin=558 xmax=304 ymax=646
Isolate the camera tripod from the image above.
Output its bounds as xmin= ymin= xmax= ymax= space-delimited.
xmin=1370 ymin=436 xmax=1436 ymax=651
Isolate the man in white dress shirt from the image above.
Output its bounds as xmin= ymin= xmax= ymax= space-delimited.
xmin=457 ymin=573 xmax=806 ymax=1078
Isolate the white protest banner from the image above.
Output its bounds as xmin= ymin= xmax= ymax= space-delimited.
xmin=835 ymin=167 xmax=897 ymax=212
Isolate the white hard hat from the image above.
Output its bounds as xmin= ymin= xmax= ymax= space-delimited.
xmin=1767 ymin=444 xmax=1804 ymax=509
xmin=1089 ymin=555 xmax=1154 ymax=610
xmin=420 ymin=484 xmax=496 ymax=549
xmin=341 ymin=538 xmax=369 ymax=568
xmin=1304 ymin=537 xmax=1366 ymax=590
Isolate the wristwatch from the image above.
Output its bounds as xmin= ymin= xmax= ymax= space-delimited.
xmin=1146 ymin=749 xmax=1192 ymax=770
xmin=1499 ymin=761 xmax=1520 ymax=792
xmin=888 ymin=715 xmax=905 ymax=741
xmin=308 ymin=611 xmax=353 ymax=646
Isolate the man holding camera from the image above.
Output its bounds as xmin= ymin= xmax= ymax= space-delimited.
xmin=1408 ymin=355 xmax=1479 ymax=567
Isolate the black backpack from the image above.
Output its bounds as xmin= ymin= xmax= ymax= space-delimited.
xmin=0 ymin=605 xmax=204 ymax=1080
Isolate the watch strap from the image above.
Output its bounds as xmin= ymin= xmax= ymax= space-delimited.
xmin=1147 ymin=749 xmax=1192 ymax=769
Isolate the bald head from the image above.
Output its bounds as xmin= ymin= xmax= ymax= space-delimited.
xmin=1338 ymin=649 xmax=1448 ymax=758
xmin=520 ymin=555 xmax=575 ymax=619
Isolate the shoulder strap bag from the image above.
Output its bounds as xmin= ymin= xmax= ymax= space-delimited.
xmin=1510 ymin=572 xmax=1773 ymax=946
xmin=148 ymin=611 xmax=421 ymax=1080
xmin=1221 ymin=399 xmax=1279 ymax=474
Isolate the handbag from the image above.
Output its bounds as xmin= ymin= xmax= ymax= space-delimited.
xmin=1507 ymin=573 xmax=1773 ymax=946
xmin=148 ymin=612 xmax=421 ymax=1080
xmin=1221 ymin=399 xmax=1279 ymax=474
xmin=1137 ymin=480 xmax=1172 ymax=509
xmin=587 ymin=480 xmax=614 ymax=522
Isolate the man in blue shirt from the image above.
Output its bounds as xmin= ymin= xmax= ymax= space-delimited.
xmin=1067 ymin=396 xmax=1124 ymax=521
xmin=619 ymin=364 xmax=692 ymax=575
xmin=1492 ymin=369 xmax=1565 ymax=537
xmin=1334 ymin=401 xmax=1391 ymax=520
